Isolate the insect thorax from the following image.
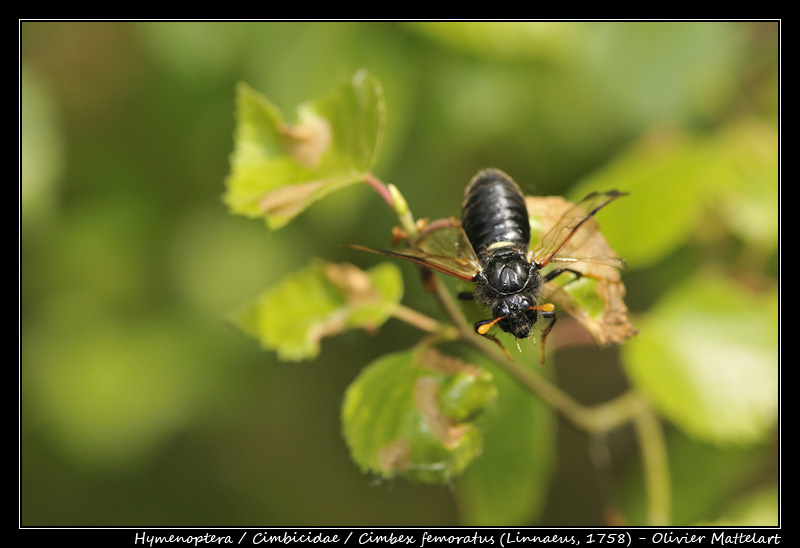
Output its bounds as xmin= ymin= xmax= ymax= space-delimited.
xmin=479 ymin=247 xmax=538 ymax=293
xmin=474 ymin=247 xmax=542 ymax=318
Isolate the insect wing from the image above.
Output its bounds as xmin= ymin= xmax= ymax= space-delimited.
xmin=531 ymin=190 xmax=626 ymax=268
xmin=351 ymin=220 xmax=481 ymax=282
xmin=548 ymin=254 xmax=628 ymax=270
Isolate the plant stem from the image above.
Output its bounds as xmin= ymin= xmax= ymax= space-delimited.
xmin=372 ymin=176 xmax=671 ymax=525
xmin=427 ymin=272 xmax=654 ymax=429
xmin=362 ymin=173 xmax=639 ymax=433
xmin=428 ymin=273 xmax=672 ymax=524
xmin=391 ymin=304 xmax=458 ymax=340
xmin=633 ymin=396 xmax=672 ymax=526
xmin=364 ymin=173 xmax=418 ymax=237
xmin=363 ymin=173 xmax=394 ymax=209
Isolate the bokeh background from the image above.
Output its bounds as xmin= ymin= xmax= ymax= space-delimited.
xmin=20 ymin=21 xmax=779 ymax=526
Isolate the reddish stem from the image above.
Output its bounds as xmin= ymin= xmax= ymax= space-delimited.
xmin=363 ymin=173 xmax=394 ymax=209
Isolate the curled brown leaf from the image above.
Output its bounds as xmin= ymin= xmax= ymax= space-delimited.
xmin=413 ymin=376 xmax=472 ymax=450
xmin=526 ymin=195 xmax=637 ymax=345
xmin=416 ymin=346 xmax=478 ymax=375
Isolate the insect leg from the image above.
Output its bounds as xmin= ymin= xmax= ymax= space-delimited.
xmin=537 ymin=309 xmax=557 ymax=365
xmin=543 ymin=267 xmax=618 ymax=285
xmin=542 ymin=267 xmax=584 ymax=283
xmin=471 ymin=323 xmax=512 ymax=360
xmin=457 ymin=292 xmax=476 ymax=300
xmin=420 ymin=268 xmax=438 ymax=293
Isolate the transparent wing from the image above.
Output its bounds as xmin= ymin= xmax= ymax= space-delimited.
xmin=350 ymin=218 xmax=482 ymax=282
xmin=531 ymin=190 xmax=626 ymax=268
xmin=548 ymin=255 xmax=628 ymax=270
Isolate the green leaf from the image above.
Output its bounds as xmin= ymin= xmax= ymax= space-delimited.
xmin=408 ymin=21 xmax=579 ymax=62
xmin=697 ymin=486 xmax=779 ymax=526
xmin=341 ymin=348 xmax=497 ymax=484
xmin=570 ymin=130 xmax=725 ymax=268
xmin=223 ymin=70 xmax=385 ymax=229
xmin=713 ymin=117 xmax=779 ymax=252
xmin=438 ymin=369 xmax=497 ymax=423
xmin=622 ymin=273 xmax=778 ymax=445
xmin=456 ymin=353 xmax=555 ymax=525
xmin=21 ymin=65 xmax=64 ymax=228
xmin=230 ymin=260 xmax=402 ymax=362
xmin=621 ymin=428 xmax=769 ymax=526
xmin=570 ymin=119 xmax=779 ymax=269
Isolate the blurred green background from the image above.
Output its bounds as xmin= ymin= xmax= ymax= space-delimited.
xmin=20 ymin=21 xmax=779 ymax=526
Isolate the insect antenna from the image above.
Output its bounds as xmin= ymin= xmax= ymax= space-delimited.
xmin=476 ymin=316 xmax=504 ymax=335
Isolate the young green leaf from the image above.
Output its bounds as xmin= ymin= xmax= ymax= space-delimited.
xmin=568 ymin=130 xmax=727 ymax=268
xmin=622 ymin=273 xmax=778 ymax=445
xmin=223 ymin=70 xmax=385 ymax=229
xmin=697 ymin=487 xmax=779 ymax=526
xmin=341 ymin=347 xmax=497 ymax=484
xmin=570 ymin=122 xmax=778 ymax=268
xmin=455 ymin=353 xmax=555 ymax=526
xmin=713 ymin=117 xmax=779 ymax=253
xmin=230 ymin=260 xmax=402 ymax=362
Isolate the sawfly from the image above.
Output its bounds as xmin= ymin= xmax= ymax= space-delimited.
xmin=353 ymin=168 xmax=627 ymax=357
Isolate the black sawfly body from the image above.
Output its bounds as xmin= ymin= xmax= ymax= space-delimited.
xmin=460 ymin=170 xmax=546 ymax=340
xmin=352 ymin=168 xmax=626 ymax=354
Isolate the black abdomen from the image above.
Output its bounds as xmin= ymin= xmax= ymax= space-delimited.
xmin=461 ymin=169 xmax=530 ymax=256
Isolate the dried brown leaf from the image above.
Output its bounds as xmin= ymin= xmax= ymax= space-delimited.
xmin=527 ymin=195 xmax=637 ymax=345
xmin=413 ymin=376 xmax=472 ymax=450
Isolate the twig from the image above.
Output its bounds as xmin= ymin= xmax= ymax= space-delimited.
xmin=428 ymin=274 xmax=631 ymax=430
xmin=368 ymin=174 xmax=671 ymax=525
xmin=429 ymin=272 xmax=671 ymax=524
xmin=363 ymin=173 xmax=394 ymax=209
xmin=633 ymin=395 xmax=672 ymax=526
xmin=391 ymin=304 xmax=458 ymax=341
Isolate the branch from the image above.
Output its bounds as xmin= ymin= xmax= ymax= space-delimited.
xmin=633 ymin=395 xmax=672 ymax=526
xmin=367 ymin=175 xmax=671 ymax=525
xmin=391 ymin=303 xmax=458 ymax=341
xmin=364 ymin=173 xmax=418 ymax=238
xmin=429 ymin=274 xmax=671 ymax=524
xmin=428 ymin=273 xmax=637 ymax=432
